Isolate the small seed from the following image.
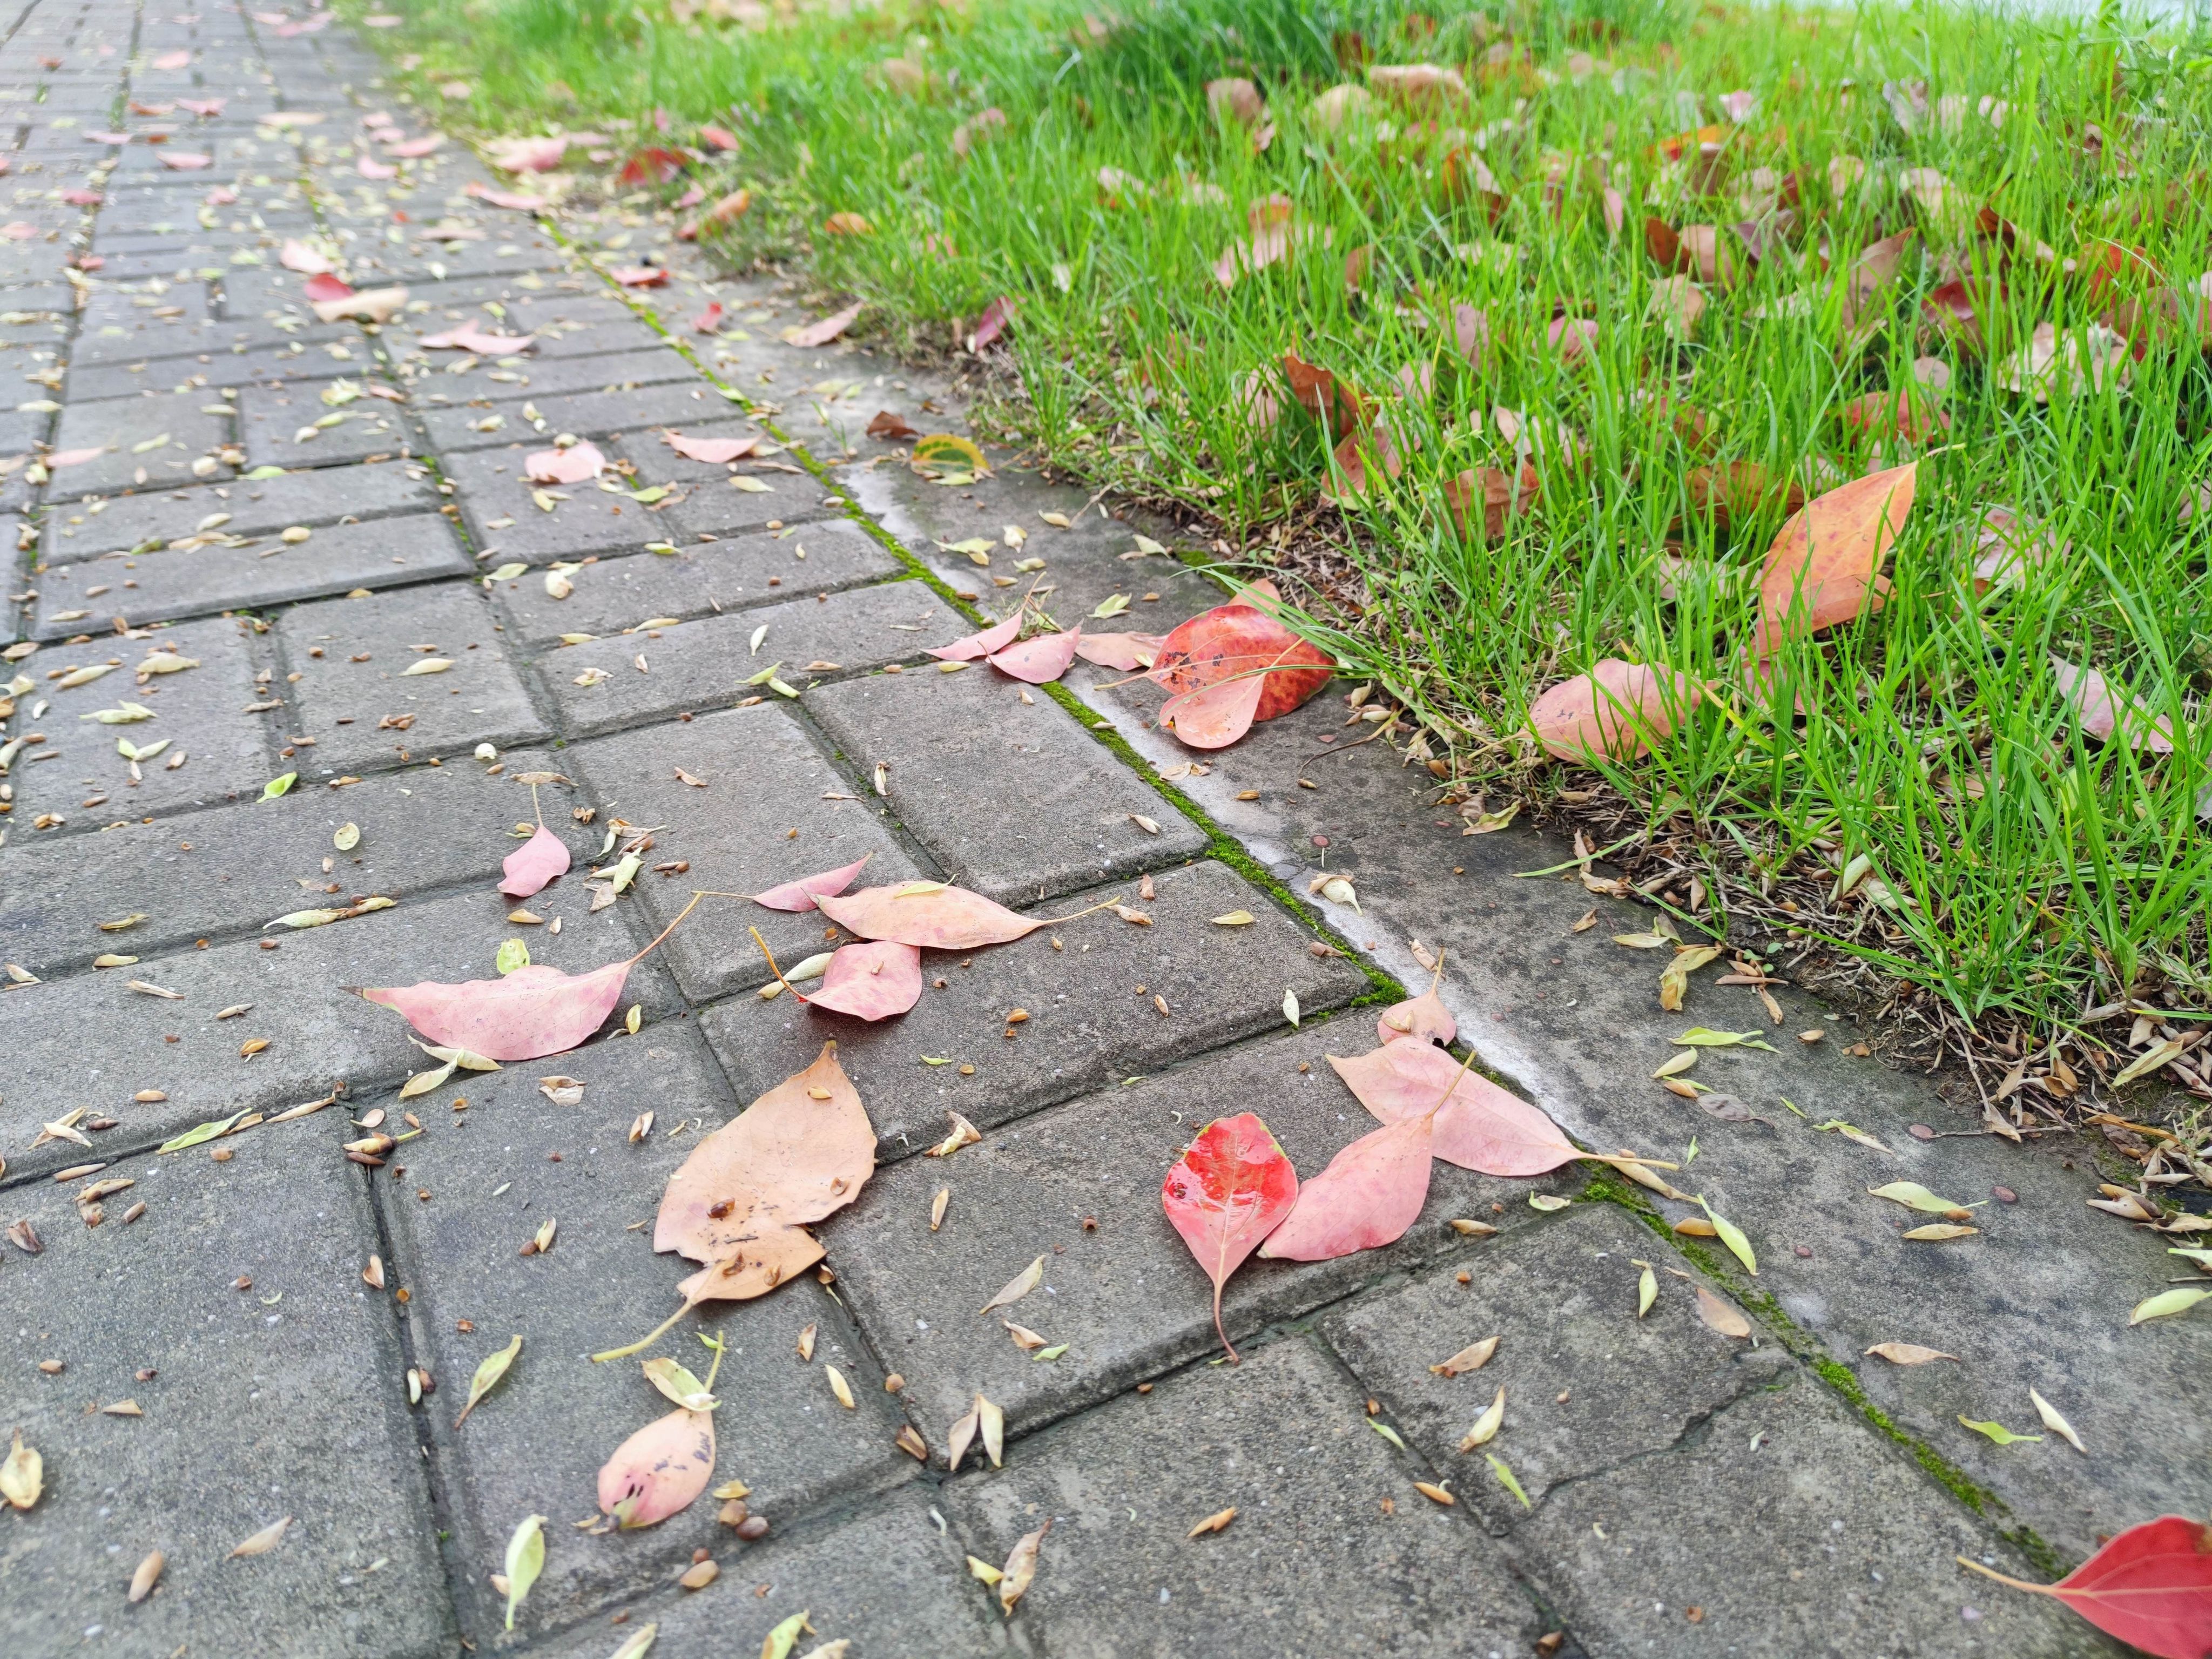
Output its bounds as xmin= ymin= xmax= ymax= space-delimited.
xmin=735 ymin=1515 xmax=768 ymax=1541
xmin=678 ymin=1559 xmax=719 ymax=1590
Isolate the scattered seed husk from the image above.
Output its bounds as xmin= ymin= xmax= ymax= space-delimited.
xmin=1187 ymin=1506 xmax=1236 ymax=1537
xmin=129 ymin=1549 xmax=164 ymax=1602
xmin=229 ymin=1515 xmax=291 ymax=1557
xmin=1430 ymin=1337 xmax=1499 ymax=1377
xmin=1458 ymin=1386 xmax=1506 ymax=1451
xmin=1 ymin=1429 xmax=41 ymax=1510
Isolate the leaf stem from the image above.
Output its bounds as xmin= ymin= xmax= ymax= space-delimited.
xmin=750 ymin=925 xmax=806 ymax=1003
xmin=590 ymin=1300 xmax=691 ymax=1364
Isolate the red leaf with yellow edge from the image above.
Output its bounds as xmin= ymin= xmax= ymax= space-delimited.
xmin=1161 ymin=1112 xmax=1298 ymax=1360
xmin=1960 ymin=1514 xmax=2212 ymax=1659
xmin=1752 ymin=461 xmax=1917 ymax=657
xmin=597 ymin=1408 xmax=714 ymax=1529
xmin=1257 ymin=1114 xmax=1432 ymax=1262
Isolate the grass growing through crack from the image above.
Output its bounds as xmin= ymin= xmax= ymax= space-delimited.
xmin=358 ymin=0 xmax=2212 ymax=1090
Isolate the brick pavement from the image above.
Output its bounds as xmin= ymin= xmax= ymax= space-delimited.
xmin=0 ymin=6 xmax=2180 ymax=1658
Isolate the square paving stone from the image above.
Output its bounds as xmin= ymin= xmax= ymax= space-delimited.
xmin=525 ymin=1487 xmax=1010 ymax=1658
xmin=442 ymin=443 xmax=679 ymax=566
xmin=3 ymin=613 xmax=275 ymax=824
xmin=419 ymin=381 xmax=719 ymax=455
xmin=537 ymin=581 xmax=946 ymax=738
xmin=275 ymin=583 xmax=551 ymax=773
xmin=0 ymin=1136 xmax=451 ymax=1659
xmin=0 ymin=886 xmax=658 ymax=1179
xmin=0 ymin=746 xmax=579 ymax=973
xmin=370 ymin=1020 xmax=917 ymax=1644
xmin=567 ymin=703 xmax=922 ymax=1000
xmin=238 ymin=380 xmax=414 ymax=470
xmin=941 ymin=1333 xmax=1545 ymax=1659
xmin=1514 ymin=1364 xmax=2095 ymax=1658
xmin=488 ymin=522 xmax=901 ymax=645
xmin=833 ymin=1025 xmax=1566 ymax=1453
xmin=33 ymin=510 xmax=471 ymax=635
xmin=703 ymin=860 xmax=1366 ymax=1158
xmin=38 ymin=458 xmax=441 ymax=564
xmin=47 ymin=386 xmax=234 ymax=493
xmin=807 ymin=665 xmax=1209 ymax=908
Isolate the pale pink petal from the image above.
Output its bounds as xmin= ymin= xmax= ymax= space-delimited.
xmin=356 ymin=153 xmax=398 ymax=180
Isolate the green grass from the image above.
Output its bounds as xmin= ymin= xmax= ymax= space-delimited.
xmin=354 ymin=0 xmax=2212 ymax=1096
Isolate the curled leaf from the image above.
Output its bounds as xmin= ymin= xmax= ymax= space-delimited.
xmin=751 ymin=854 xmax=872 ymax=912
xmin=814 ymin=883 xmax=1050 ymax=950
xmin=503 ymin=1513 xmax=545 ymax=1630
xmin=365 ymin=961 xmax=631 ymax=1062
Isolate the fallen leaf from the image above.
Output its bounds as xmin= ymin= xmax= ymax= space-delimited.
xmin=1529 ymin=658 xmax=1704 ymax=761
xmin=1865 ymin=1343 xmax=1959 ymax=1365
xmin=366 ymin=960 xmax=633 ymax=1062
xmin=1161 ymin=1112 xmax=1298 ymax=1359
xmin=1257 ymin=1115 xmax=1433 ymax=1262
xmin=1377 ymin=989 xmax=1454 ymax=1048
xmin=1698 ymin=1197 xmax=1758 ymax=1274
xmin=455 ymin=1334 xmax=522 ymax=1426
xmin=0 ymin=1429 xmax=40 ymax=1510
xmin=1904 ymin=1223 xmax=1980 ymax=1240
xmin=229 ymin=1515 xmax=291 ymax=1557
xmin=1960 ymin=1417 xmax=2042 ymax=1446
xmin=129 ymin=1549 xmax=164 ymax=1603
xmin=503 ymin=1513 xmax=544 ymax=1630
xmin=814 ymin=882 xmax=1054 ymax=950
xmin=999 ymin=1520 xmax=1048 ymax=1616
xmin=751 ymin=854 xmax=873 ymax=913
xmin=1329 ymin=1042 xmax=1578 ymax=1175
xmin=1751 ymin=462 xmax=1916 ymax=657
xmin=1429 ymin=1336 xmax=1499 ymax=1377
xmin=2051 ymin=657 xmax=2176 ymax=756
xmin=2031 ymin=1387 xmax=2087 ymax=1454
xmin=1694 ymin=1285 xmax=1751 ymax=1338
xmin=664 ymin=431 xmax=763 ymax=464
xmin=500 ymin=824 xmax=570 ymax=900
xmin=805 ymin=940 xmax=923 ymax=1021
xmin=524 ymin=441 xmax=606 ymax=485
xmin=988 ymin=628 xmax=1083 ymax=685
xmin=2130 ymin=1287 xmax=2209 ymax=1325
xmin=980 ymin=1254 xmax=1046 ymax=1316
xmin=1187 ymin=1507 xmax=1237 ymax=1538
xmin=1958 ymin=1512 xmax=2212 ymax=1657
xmin=1458 ymin=1384 xmax=1506 ymax=1449
xmin=1150 ymin=602 xmax=1333 ymax=749
xmin=790 ymin=301 xmax=863 ymax=347
xmin=1868 ymin=1181 xmax=1977 ymax=1220
xmin=598 ymin=1407 xmax=715 ymax=1528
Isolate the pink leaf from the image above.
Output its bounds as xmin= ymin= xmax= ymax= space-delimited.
xmin=1256 ymin=1115 xmax=1433 ymax=1261
xmin=0 ymin=222 xmax=38 ymax=241
xmin=597 ymin=1408 xmax=714 ymax=1529
xmin=987 ymin=627 xmax=1082 ymax=685
xmin=970 ymin=295 xmax=1015 ymax=352
xmin=302 ymin=272 xmax=354 ymax=304
xmin=524 ymin=441 xmax=605 ymax=484
xmin=805 ymin=940 xmax=923 ymax=1020
xmin=1528 ymin=658 xmax=1704 ymax=763
xmin=158 ymin=151 xmax=212 ymax=170
xmin=663 ymin=430 xmax=759 ymax=464
xmin=691 ymin=302 xmax=724 ymax=334
xmin=387 ymin=134 xmax=443 ymax=158
xmin=790 ymin=301 xmax=863 ymax=348
xmin=499 ymin=824 xmax=570 ymax=900
xmin=178 ymin=98 xmax=226 ymax=117
xmin=1159 ymin=673 xmax=1265 ymax=750
xmin=1161 ymin=1112 xmax=1299 ymax=1359
xmin=463 ymin=181 xmax=546 ymax=211
xmin=1327 ymin=1042 xmax=1579 ymax=1175
xmin=1073 ymin=631 xmax=1165 ymax=671
xmin=279 ymin=238 xmax=333 ymax=275
xmin=2052 ymin=656 xmax=2175 ymax=754
xmin=488 ymin=134 xmax=568 ymax=173
xmin=421 ymin=321 xmax=535 ymax=354
xmin=61 ymin=188 xmax=103 ymax=206
xmin=312 ymin=285 xmax=408 ymax=325
xmin=363 ymin=961 xmax=631 ymax=1062
xmin=750 ymin=853 xmax=871 ymax=913
xmin=153 ymin=50 xmax=191 ymax=69
xmin=610 ymin=265 xmax=669 ymax=288
xmin=356 ymin=154 xmax=398 ymax=180
xmin=84 ymin=131 xmax=132 ymax=145
xmin=927 ymin=611 xmax=1024 ymax=662
xmin=815 ymin=883 xmax=1049 ymax=950
xmin=700 ymin=124 xmax=739 ymax=151
xmin=673 ymin=185 xmax=704 ymax=209
xmin=204 ymin=186 xmax=239 ymax=206
xmin=46 ymin=447 xmax=106 ymax=469
xmin=1377 ymin=989 xmax=1454 ymax=1047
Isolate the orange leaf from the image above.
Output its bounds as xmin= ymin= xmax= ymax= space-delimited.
xmin=1528 ymin=658 xmax=1703 ymax=761
xmin=1751 ymin=462 xmax=1916 ymax=656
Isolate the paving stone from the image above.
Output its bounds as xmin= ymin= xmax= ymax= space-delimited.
xmin=1515 ymin=1364 xmax=2097 ymax=1657
xmin=525 ymin=1487 xmax=1010 ymax=1659
xmin=0 ymin=1136 xmax=451 ymax=1659
xmin=807 ymin=664 xmax=1209 ymax=908
xmin=0 ymin=886 xmax=656 ymax=1179
xmin=419 ymin=381 xmax=720 ymax=455
xmin=567 ymin=703 xmax=923 ymax=1001
xmin=489 ymin=521 xmax=900 ymax=644
xmin=239 ymin=379 xmax=414 ymax=470
xmin=941 ymin=1333 xmax=1545 ymax=1659
xmin=536 ymin=581 xmax=943 ymax=738
xmin=47 ymin=386 xmax=233 ymax=492
xmin=1100 ymin=688 xmax=2212 ymax=1565
xmin=612 ymin=420 xmax=827 ymax=539
xmin=370 ymin=1020 xmax=916 ymax=1643
xmin=3 ymin=613 xmax=274 ymax=824
xmin=442 ymin=443 xmax=679 ymax=565
xmin=0 ymin=746 xmax=578 ymax=972
xmin=419 ymin=342 xmax=697 ymax=409
xmin=71 ymin=284 xmax=225 ymax=365
xmin=68 ymin=332 xmax=373 ymax=401
xmin=275 ymin=582 xmax=551 ymax=773
xmin=213 ymin=268 xmax=371 ymax=353
xmin=703 ymin=859 xmax=1366 ymax=1156
xmin=38 ymin=458 xmax=441 ymax=564
xmin=34 ymin=510 xmax=470 ymax=635
xmin=834 ymin=1025 xmax=1561 ymax=1452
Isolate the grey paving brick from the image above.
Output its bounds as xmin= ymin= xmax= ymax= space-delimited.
xmin=33 ymin=510 xmax=470 ymax=635
xmin=808 ymin=664 xmax=1209 ymax=908
xmin=3 ymin=613 xmax=274 ymax=824
xmin=536 ymin=581 xmax=943 ymax=738
xmin=416 ymin=342 xmax=697 ymax=409
xmin=0 ymin=1136 xmax=451 ymax=1659
xmin=71 ymin=283 xmax=225 ymax=365
xmin=489 ymin=522 xmax=900 ymax=644
xmin=419 ymin=380 xmax=718 ymax=455
xmin=612 ymin=420 xmax=821 ymax=540
xmin=0 ymin=746 xmax=578 ymax=972
xmin=703 ymin=859 xmax=1366 ymax=1154
xmin=38 ymin=458 xmax=442 ymax=564
xmin=940 ymin=1333 xmax=1545 ymax=1659
xmin=834 ymin=1026 xmax=1562 ymax=1453
xmin=238 ymin=379 xmax=413 ymax=470
xmin=68 ymin=332 xmax=374 ymax=401
xmin=276 ymin=583 xmax=550 ymax=773
xmin=371 ymin=1020 xmax=916 ymax=1643
xmin=47 ymin=385 xmax=233 ymax=492
xmin=567 ymin=703 xmax=923 ymax=1001
xmin=0 ymin=885 xmax=655 ymax=1179
xmin=442 ymin=443 xmax=678 ymax=565
xmin=525 ymin=1487 xmax=1010 ymax=1659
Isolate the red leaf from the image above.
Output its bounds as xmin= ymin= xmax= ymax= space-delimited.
xmin=1529 ymin=658 xmax=1705 ymax=762
xmin=750 ymin=853 xmax=870 ymax=913
xmin=1149 ymin=603 xmax=1333 ymax=747
xmin=1161 ymin=1112 xmax=1298 ymax=1359
xmin=987 ymin=626 xmax=1081 ymax=684
xmin=700 ymin=124 xmax=739 ymax=151
xmin=790 ymin=301 xmax=862 ymax=348
xmin=1073 ymin=631 xmax=1164 ymax=671
xmin=927 ymin=611 xmax=1024 ymax=662
xmin=815 ymin=882 xmax=1049 ymax=950
xmin=421 ymin=321 xmax=534 ymax=354
xmin=805 ymin=940 xmax=923 ymax=1021
xmin=663 ymin=430 xmax=760 ymax=464
xmin=598 ymin=1408 xmax=714 ymax=1529
xmin=692 ymin=302 xmax=724 ymax=334
xmin=1377 ymin=989 xmax=1453 ymax=1047
xmin=1963 ymin=1514 xmax=2212 ymax=1659
xmin=1328 ymin=1042 xmax=1579 ymax=1176
xmin=524 ymin=441 xmax=605 ymax=484
xmin=970 ymin=295 xmax=1015 ymax=352
xmin=617 ymin=145 xmax=687 ymax=186
xmin=610 ymin=265 xmax=669 ymax=287
xmin=301 ymin=272 xmax=353 ymax=304
xmin=363 ymin=961 xmax=630 ymax=1062
xmin=498 ymin=824 xmax=570 ymax=900
xmin=1752 ymin=461 xmax=1916 ymax=657
xmin=1257 ymin=1115 xmax=1432 ymax=1261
